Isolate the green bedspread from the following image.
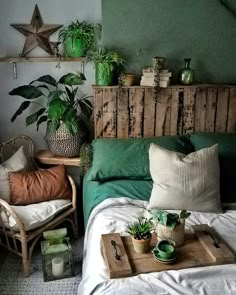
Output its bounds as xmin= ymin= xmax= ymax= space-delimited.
xmin=83 ymin=170 xmax=153 ymax=226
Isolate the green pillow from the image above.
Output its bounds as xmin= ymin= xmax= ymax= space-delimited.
xmin=87 ymin=135 xmax=193 ymax=181
xmin=190 ymin=132 xmax=236 ymax=203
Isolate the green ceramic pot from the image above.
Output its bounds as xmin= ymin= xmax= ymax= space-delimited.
xmin=95 ymin=62 xmax=113 ymax=86
xmin=64 ymin=37 xmax=84 ymax=57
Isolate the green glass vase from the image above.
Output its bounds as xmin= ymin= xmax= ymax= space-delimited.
xmin=95 ymin=62 xmax=113 ymax=86
xmin=179 ymin=58 xmax=194 ymax=85
xmin=64 ymin=37 xmax=84 ymax=57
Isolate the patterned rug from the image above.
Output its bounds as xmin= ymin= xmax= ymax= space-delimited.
xmin=0 ymin=237 xmax=83 ymax=295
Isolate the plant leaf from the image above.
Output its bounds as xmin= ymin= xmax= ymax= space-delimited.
xmin=78 ymin=99 xmax=93 ymax=119
xmin=48 ymin=90 xmax=64 ymax=103
xmin=30 ymin=75 xmax=57 ymax=87
xmin=11 ymin=101 xmax=31 ymax=122
xmin=26 ymin=108 xmax=46 ymax=126
xmin=58 ymin=73 xmax=84 ymax=86
xmin=37 ymin=115 xmax=48 ymax=131
xmin=9 ymin=85 xmax=43 ymax=99
xmin=48 ymin=99 xmax=67 ymax=120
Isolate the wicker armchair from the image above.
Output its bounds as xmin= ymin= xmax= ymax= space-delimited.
xmin=0 ymin=135 xmax=78 ymax=276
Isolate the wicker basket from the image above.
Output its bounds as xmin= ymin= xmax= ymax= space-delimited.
xmin=45 ymin=121 xmax=86 ymax=157
xmin=156 ymin=220 xmax=185 ymax=247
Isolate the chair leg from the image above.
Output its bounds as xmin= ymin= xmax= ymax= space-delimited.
xmin=21 ymin=237 xmax=30 ymax=277
xmin=72 ymin=211 xmax=79 ymax=238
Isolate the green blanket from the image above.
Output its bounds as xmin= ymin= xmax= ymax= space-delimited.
xmin=83 ymin=170 xmax=153 ymax=226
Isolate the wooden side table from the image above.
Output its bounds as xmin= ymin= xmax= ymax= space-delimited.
xmin=35 ymin=150 xmax=81 ymax=166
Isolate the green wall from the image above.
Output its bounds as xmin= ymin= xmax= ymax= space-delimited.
xmin=102 ymin=0 xmax=236 ymax=83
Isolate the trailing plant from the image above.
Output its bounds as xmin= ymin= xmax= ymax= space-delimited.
xmin=126 ymin=217 xmax=154 ymax=240
xmin=9 ymin=72 xmax=93 ymax=135
xmin=59 ymin=20 xmax=95 ymax=55
xmin=153 ymin=209 xmax=191 ymax=231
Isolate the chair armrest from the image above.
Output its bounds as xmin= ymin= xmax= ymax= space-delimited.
xmin=67 ymin=175 xmax=77 ymax=209
xmin=0 ymin=198 xmax=26 ymax=233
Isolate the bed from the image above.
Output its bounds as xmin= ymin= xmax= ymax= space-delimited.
xmin=78 ymin=85 xmax=236 ymax=295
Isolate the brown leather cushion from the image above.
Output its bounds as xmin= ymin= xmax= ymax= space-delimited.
xmin=9 ymin=165 xmax=72 ymax=205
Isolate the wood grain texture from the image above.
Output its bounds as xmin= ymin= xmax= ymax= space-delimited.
xmin=194 ymin=88 xmax=207 ymax=132
xmin=227 ymin=87 xmax=236 ymax=132
xmin=93 ymin=85 xmax=236 ymax=138
xmin=117 ymin=88 xmax=129 ymax=138
xmin=215 ymin=88 xmax=229 ymax=133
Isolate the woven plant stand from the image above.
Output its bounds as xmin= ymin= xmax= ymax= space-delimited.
xmin=156 ymin=220 xmax=185 ymax=247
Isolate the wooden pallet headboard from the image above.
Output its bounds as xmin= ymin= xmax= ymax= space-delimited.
xmin=93 ymin=85 xmax=236 ymax=138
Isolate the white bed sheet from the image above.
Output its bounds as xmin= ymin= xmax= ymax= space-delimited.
xmin=78 ymin=197 xmax=236 ymax=295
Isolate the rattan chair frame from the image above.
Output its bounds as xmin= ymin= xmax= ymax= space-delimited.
xmin=0 ymin=135 xmax=78 ymax=276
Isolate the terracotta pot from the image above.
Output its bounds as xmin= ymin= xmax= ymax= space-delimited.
xmin=122 ymin=74 xmax=135 ymax=86
xmin=131 ymin=235 xmax=151 ymax=254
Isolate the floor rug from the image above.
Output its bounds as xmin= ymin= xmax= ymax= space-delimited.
xmin=0 ymin=236 xmax=83 ymax=295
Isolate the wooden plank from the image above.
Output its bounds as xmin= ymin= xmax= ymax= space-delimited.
xmin=94 ymin=89 xmax=103 ymax=138
xmin=227 ymin=87 xmax=236 ymax=132
xmin=102 ymin=88 xmax=117 ymax=138
xmin=194 ymin=88 xmax=207 ymax=132
xmin=102 ymin=227 xmax=235 ymax=279
xmin=205 ymin=88 xmax=217 ymax=132
xmin=128 ymin=88 xmax=144 ymax=138
xmin=155 ymin=89 xmax=172 ymax=137
xmin=35 ymin=150 xmax=80 ymax=166
xmin=164 ymin=89 xmax=172 ymax=135
xmin=215 ymin=88 xmax=229 ymax=133
xmin=0 ymin=56 xmax=87 ymax=62
xmin=191 ymin=224 xmax=235 ymax=264
xmin=117 ymin=88 xmax=129 ymax=138
xmin=170 ymin=88 xmax=182 ymax=135
xmin=183 ymin=88 xmax=196 ymax=134
xmin=143 ymin=88 xmax=155 ymax=137
xmin=101 ymin=233 xmax=132 ymax=279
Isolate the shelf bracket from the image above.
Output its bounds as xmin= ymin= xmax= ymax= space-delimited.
xmin=81 ymin=61 xmax=85 ymax=74
xmin=10 ymin=62 xmax=18 ymax=79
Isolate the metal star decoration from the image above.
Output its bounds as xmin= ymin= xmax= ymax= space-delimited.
xmin=11 ymin=5 xmax=63 ymax=56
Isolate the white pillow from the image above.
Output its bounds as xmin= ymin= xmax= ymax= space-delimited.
xmin=147 ymin=144 xmax=222 ymax=212
xmin=0 ymin=146 xmax=31 ymax=202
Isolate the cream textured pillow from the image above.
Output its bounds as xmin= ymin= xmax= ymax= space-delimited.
xmin=147 ymin=144 xmax=222 ymax=212
xmin=0 ymin=146 xmax=31 ymax=202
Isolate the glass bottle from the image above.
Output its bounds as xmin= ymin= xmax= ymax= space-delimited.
xmin=179 ymin=58 xmax=194 ymax=85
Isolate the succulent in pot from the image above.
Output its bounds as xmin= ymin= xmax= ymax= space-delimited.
xmin=126 ymin=217 xmax=154 ymax=253
xmin=9 ymin=72 xmax=93 ymax=157
xmin=59 ymin=20 xmax=95 ymax=57
xmin=153 ymin=209 xmax=191 ymax=247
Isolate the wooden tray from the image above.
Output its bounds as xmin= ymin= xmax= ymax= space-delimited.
xmin=101 ymin=224 xmax=235 ymax=279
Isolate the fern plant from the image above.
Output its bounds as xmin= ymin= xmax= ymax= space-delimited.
xmin=126 ymin=217 xmax=154 ymax=240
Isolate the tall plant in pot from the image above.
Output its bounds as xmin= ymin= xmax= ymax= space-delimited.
xmin=9 ymin=72 xmax=93 ymax=157
xmin=59 ymin=20 xmax=95 ymax=57
xmin=88 ymin=25 xmax=125 ymax=86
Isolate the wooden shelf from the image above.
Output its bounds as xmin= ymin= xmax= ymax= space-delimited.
xmin=35 ymin=150 xmax=80 ymax=167
xmin=0 ymin=56 xmax=87 ymax=63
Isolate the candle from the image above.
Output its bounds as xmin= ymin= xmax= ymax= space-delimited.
xmin=52 ymin=256 xmax=64 ymax=277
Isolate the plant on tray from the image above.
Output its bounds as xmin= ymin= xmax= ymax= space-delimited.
xmin=126 ymin=216 xmax=154 ymax=254
xmin=9 ymin=72 xmax=93 ymax=157
xmin=87 ymin=24 xmax=125 ymax=86
xmin=153 ymin=209 xmax=191 ymax=247
xmin=59 ymin=20 xmax=95 ymax=57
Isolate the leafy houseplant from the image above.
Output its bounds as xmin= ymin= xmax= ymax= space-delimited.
xmin=126 ymin=217 xmax=154 ymax=253
xmin=59 ymin=20 xmax=95 ymax=57
xmin=9 ymin=72 xmax=93 ymax=157
xmin=153 ymin=209 xmax=191 ymax=247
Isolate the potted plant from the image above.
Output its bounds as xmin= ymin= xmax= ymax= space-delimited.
xmin=59 ymin=20 xmax=95 ymax=57
xmin=126 ymin=217 xmax=154 ymax=254
xmin=87 ymin=25 xmax=125 ymax=86
xmin=153 ymin=209 xmax=191 ymax=247
xmin=9 ymin=72 xmax=93 ymax=157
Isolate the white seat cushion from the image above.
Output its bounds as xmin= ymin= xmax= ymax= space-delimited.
xmin=0 ymin=199 xmax=71 ymax=231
